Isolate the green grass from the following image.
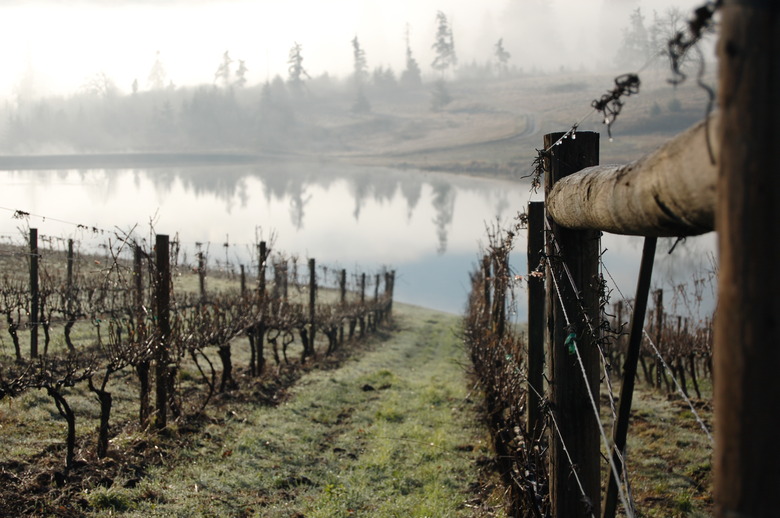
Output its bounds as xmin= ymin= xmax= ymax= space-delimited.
xmin=84 ymin=304 xmax=492 ymax=517
xmin=605 ymin=384 xmax=714 ymax=517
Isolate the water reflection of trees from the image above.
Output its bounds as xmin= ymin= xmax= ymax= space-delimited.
xmin=349 ymin=170 xmax=399 ymax=221
xmin=431 ymin=182 xmax=455 ymax=254
xmin=288 ymin=184 xmax=312 ymax=230
xmin=9 ymin=164 xmax=516 ymax=253
xmin=400 ymin=176 xmax=423 ymax=221
xmin=153 ymin=164 xmax=464 ymax=253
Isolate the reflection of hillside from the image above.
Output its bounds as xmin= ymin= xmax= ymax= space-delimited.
xmin=125 ymin=164 xmax=517 ymax=250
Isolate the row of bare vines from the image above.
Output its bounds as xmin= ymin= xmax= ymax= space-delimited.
xmin=463 ymin=221 xmax=715 ymax=517
xmin=0 ymin=230 xmax=394 ymax=479
xmin=462 ymin=224 xmax=548 ymax=516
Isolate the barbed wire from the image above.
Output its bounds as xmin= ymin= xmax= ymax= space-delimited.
xmin=0 ymin=205 xmax=390 ymax=283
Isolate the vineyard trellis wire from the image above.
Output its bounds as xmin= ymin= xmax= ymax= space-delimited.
xmin=465 ymin=212 xmax=717 ymax=517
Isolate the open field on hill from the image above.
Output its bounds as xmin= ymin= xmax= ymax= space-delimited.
xmin=1 ymin=69 xmax=716 ymax=182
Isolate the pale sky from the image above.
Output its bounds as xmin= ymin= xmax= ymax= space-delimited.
xmin=0 ymin=0 xmax=704 ymax=99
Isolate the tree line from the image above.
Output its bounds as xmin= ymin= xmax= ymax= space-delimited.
xmin=2 ymin=11 xmax=517 ymax=155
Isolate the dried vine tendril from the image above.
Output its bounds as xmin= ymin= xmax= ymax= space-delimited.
xmin=591 ymin=73 xmax=641 ymax=139
xmin=528 ymin=149 xmax=548 ymax=192
xmin=666 ymin=0 xmax=722 ymax=86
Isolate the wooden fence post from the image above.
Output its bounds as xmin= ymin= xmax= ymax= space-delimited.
xmin=257 ymin=241 xmax=267 ymax=300
xmin=527 ymin=201 xmax=545 ymax=436
xmin=340 ymin=269 xmax=347 ymax=305
xmin=372 ymin=273 xmax=380 ymax=329
xmin=64 ymin=238 xmax=75 ymax=354
xmin=307 ymin=258 xmax=316 ymax=359
xmin=387 ymin=270 xmax=395 ymax=315
xmin=715 ymin=2 xmax=780 ymax=516
xmin=66 ymin=238 xmax=74 ymax=321
xmin=29 ymin=228 xmax=39 ymax=359
xmin=154 ymin=234 xmax=171 ymax=430
xmin=198 ymin=251 xmax=206 ymax=303
xmin=134 ymin=243 xmax=151 ymax=428
xmin=254 ymin=242 xmax=268 ymax=377
xmin=653 ymin=289 xmax=667 ymax=391
xmin=544 ymin=131 xmax=601 ymax=518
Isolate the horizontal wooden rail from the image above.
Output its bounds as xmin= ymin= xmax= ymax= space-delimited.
xmin=546 ymin=113 xmax=719 ymax=237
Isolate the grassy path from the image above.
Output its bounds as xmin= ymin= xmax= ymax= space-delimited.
xmin=93 ymin=304 xmax=492 ymax=517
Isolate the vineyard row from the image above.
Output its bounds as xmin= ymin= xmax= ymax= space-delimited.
xmin=0 ymin=229 xmax=395 ymax=477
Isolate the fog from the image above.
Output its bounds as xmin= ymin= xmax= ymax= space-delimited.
xmin=0 ymin=0 xmax=719 ymax=315
xmin=2 ymin=0 xmax=707 ymax=99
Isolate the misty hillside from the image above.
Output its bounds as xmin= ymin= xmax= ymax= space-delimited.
xmin=0 ymin=67 xmax=712 ymax=176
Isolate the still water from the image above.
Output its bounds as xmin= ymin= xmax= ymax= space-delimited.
xmin=0 ymin=161 xmax=716 ymax=318
xmin=0 ymin=162 xmax=531 ymax=314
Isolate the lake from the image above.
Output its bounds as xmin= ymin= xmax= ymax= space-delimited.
xmin=0 ymin=161 xmax=716 ymax=318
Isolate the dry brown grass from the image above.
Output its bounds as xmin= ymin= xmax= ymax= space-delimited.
xmin=314 ymin=69 xmax=716 ymax=174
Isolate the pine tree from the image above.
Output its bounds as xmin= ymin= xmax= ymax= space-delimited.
xmin=494 ymin=38 xmax=511 ymax=76
xmin=234 ymin=60 xmax=248 ymax=88
xmin=287 ymin=42 xmax=310 ymax=93
xmin=351 ymin=36 xmax=371 ymax=113
xmin=431 ymin=11 xmax=457 ymax=77
xmin=214 ymin=51 xmax=233 ymax=87
xmin=616 ymin=8 xmax=651 ymax=69
xmin=148 ymin=51 xmax=167 ymax=91
xmin=352 ymin=36 xmax=369 ymax=85
xmin=401 ymin=24 xmax=422 ymax=88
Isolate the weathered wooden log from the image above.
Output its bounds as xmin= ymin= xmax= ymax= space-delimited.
xmin=546 ymin=114 xmax=719 ymax=237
